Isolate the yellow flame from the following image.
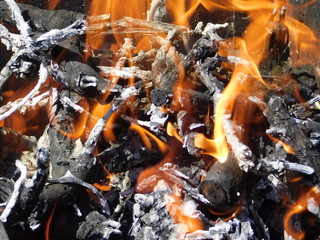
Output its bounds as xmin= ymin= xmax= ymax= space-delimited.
xmin=167 ymin=122 xmax=184 ymax=143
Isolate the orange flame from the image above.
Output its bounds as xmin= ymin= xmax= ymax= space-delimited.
xmin=167 ymin=0 xmax=201 ymax=27
xmin=164 ymin=193 xmax=202 ymax=236
xmin=167 ymin=122 xmax=183 ymax=143
xmin=45 ymin=200 xmax=58 ymax=240
xmin=130 ymin=123 xmax=167 ymax=153
xmin=284 ymin=186 xmax=320 ymax=240
xmin=93 ymin=175 xmax=112 ymax=191
xmin=2 ymin=78 xmax=50 ymax=136
xmin=268 ymin=134 xmax=295 ymax=154
xmin=137 ymin=152 xmax=203 ymax=236
xmin=47 ymin=0 xmax=60 ymax=10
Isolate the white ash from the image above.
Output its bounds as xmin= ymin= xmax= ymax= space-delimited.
xmin=60 ymin=96 xmax=86 ymax=113
xmin=284 ymin=231 xmax=297 ymax=240
xmin=76 ymin=211 xmax=121 ymax=239
xmin=4 ymin=0 xmax=31 ymax=40
xmin=185 ymin=219 xmax=239 ymax=239
xmin=134 ymin=194 xmax=155 ymax=208
xmin=141 ymin=104 xmax=168 ymax=132
xmin=267 ymin=174 xmax=283 ymax=188
xmin=130 ymin=180 xmax=177 ymax=240
xmin=202 ymin=22 xmax=228 ymax=41
xmin=189 ymin=123 xmax=205 ymax=130
xmin=69 ymin=139 xmax=84 ymax=159
xmin=120 ymin=86 xmax=137 ymax=100
xmin=307 ymin=198 xmax=320 ymax=215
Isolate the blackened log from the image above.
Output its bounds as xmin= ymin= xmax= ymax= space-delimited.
xmin=9 ymin=148 xmax=50 ymax=222
xmin=198 ymin=154 xmax=245 ymax=211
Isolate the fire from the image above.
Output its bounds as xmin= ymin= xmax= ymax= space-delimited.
xmin=267 ymin=133 xmax=295 ymax=155
xmin=47 ymin=0 xmax=60 ymax=10
xmin=86 ymin=102 xmax=117 ymax=143
xmin=167 ymin=122 xmax=183 ymax=144
xmin=2 ymin=78 xmax=50 ymax=136
xmin=45 ymin=200 xmax=58 ymax=240
xmin=284 ymin=186 xmax=320 ymax=240
xmin=164 ymin=193 xmax=202 ymax=236
xmin=136 ymin=151 xmax=203 ymax=236
xmin=194 ymin=0 xmax=319 ymax=164
xmin=166 ymin=0 xmax=201 ymax=27
xmin=130 ymin=123 xmax=167 ymax=153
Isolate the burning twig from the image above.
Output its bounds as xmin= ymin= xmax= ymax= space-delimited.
xmin=80 ymin=86 xmax=137 ymax=157
xmin=0 ymin=64 xmax=48 ymax=121
xmin=223 ymin=114 xmax=255 ymax=171
xmin=0 ymin=160 xmax=27 ymax=222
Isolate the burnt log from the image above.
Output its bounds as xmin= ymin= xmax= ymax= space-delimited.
xmin=198 ymin=154 xmax=245 ymax=211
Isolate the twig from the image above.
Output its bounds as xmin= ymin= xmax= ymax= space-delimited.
xmin=34 ymin=19 xmax=86 ymax=51
xmin=4 ymin=0 xmax=31 ymax=41
xmin=98 ymin=66 xmax=151 ymax=81
xmin=48 ymin=171 xmax=110 ymax=215
xmin=223 ymin=114 xmax=255 ymax=172
xmin=259 ymin=158 xmax=314 ymax=175
xmin=0 ymin=160 xmax=27 ymax=222
xmin=0 ymin=64 xmax=48 ymax=121
xmin=80 ymin=86 xmax=137 ymax=157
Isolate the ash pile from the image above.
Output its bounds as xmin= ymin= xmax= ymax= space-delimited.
xmin=1 ymin=0 xmax=320 ymax=239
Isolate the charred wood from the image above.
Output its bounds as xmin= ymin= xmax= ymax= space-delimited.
xmin=198 ymin=154 xmax=245 ymax=211
xmin=264 ymin=95 xmax=320 ymax=180
xmin=0 ymin=1 xmax=85 ymax=32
